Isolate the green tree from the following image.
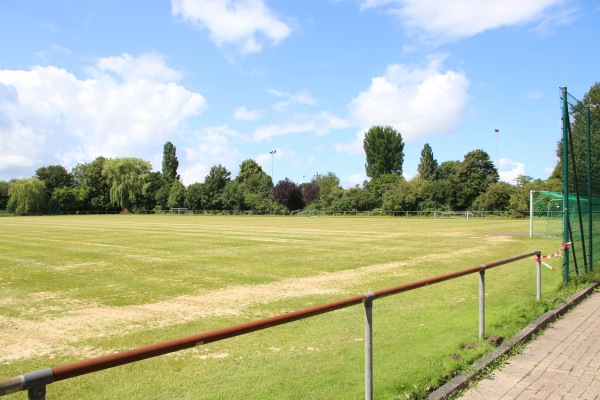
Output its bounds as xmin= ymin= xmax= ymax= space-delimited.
xmin=344 ymin=186 xmax=377 ymax=211
xmin=0 ymin=181 xmax=9 ymax=210
xmin=235 ymin=159 xmax=273 ymax=210
xmin=382 ymin=178 xmax=433 ymax=212
xmin=203 ymin=164 xmax=231 ymax=210
xmin=365 ymin=173 xmax=404 ymax=208
xmin=236 ymin=159 xmax=265 ymax=184
xmin=154 ymin=181 xmax=172 ymax=210
xmin=77 ymin=157 xmax=112 ymax=211
xmin=167 ymin=180 xmax=186 ymax=208
xmin=185 ymin=183 xmax=204 ymax=210
xmin=51 ymin=187 xmax=86 ymax=211
xmin=222 ymin=180 xmax=245 ymax=210
xmin=436 ymin=160 xmax=461 ymax=181
xmin=312 ymin=172 xmax=341 ymax=208
xmin=472 ymin=182 xmax=516 ymax=211
xmin=162 ymin=141 xmax=180 ymax=181
xmin=7 ymin=178 xmax=47 ymax=213
xmin=243 ymin=174 xmax=274 ymax=211
xmin=140 ymin=171 xmax=163 ymax=210
xmin=330 ymin=194 xmax=355 ymax=213
xmin=382 ymin=179 xmax=415 ymax=211
xmin=102 ymin=157 xmax=152 ymax=210
xmin=454 ymin=150 xmax=498 ymax=210
xmin=35 ymin=165 xmax=74 ymax=200
xmin=363 ymin=125 xmax=405 ymax=179
xmin=508 ymin=177 xmax=551 ymax=218
xmin=71 ymin=163 xmax=86 ymax=188
xmin=417 ymin=143 xmax=438 ymax=181
xmin=428 ymin=179 xmax=457 ymax=210
xmin=552 ymin=83 xmax=600 ymax=195
xmin=409 ymin=179 xmax=435 ymax=211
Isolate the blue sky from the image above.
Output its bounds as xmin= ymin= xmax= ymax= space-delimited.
xmin=1 ymin=0 xmax=599 ymax=187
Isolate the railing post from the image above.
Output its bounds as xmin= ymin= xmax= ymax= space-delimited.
xmin=363 ymin=292 xmax=376 ymax=400
xmin=536 ymin=252 xmax=542 ymax=301
xmin=479 ymin=267 xmax=485 ymax=340
xmin=28 ymin=386 xmax=46 ymax=400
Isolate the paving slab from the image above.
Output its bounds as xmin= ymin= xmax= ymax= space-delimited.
xmin=458 ymin=289 xmax=600 ymax=400
xmin=427 ymin=283 xmax=600 ymax=400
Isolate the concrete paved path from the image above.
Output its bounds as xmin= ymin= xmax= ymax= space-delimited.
xmin=458 ymin=291 xmax=600 ymax=400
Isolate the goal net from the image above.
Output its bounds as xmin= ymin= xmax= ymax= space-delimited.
xmin=170 ymin=208 xmax=188 ymax=214
xmin=433 ymin=211 xmax=473 ymax=220
xmin=529 ymin=191 xmax=563 ymax=237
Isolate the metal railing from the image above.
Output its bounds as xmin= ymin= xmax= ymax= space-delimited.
xmin=0 ymin=251 xmax=542 ymax=400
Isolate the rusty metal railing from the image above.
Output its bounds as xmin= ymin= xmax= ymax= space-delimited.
xmin=0 ymin=251 xmax=542 ymax=400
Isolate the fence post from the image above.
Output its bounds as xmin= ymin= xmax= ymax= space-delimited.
xmin=562 ymin=87 xmax=570 ymax=284
xmin=479 ymin=268 xmax=485 ymax=340
xmin=28 ymin=386 xmax=46 ymax=400
xmin=363 ymin=292 xmax=376 ymax=400
xmin=536 ymin=252 xmax=542 ymax=301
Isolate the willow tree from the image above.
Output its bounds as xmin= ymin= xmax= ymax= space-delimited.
xmin=102 ymin=157 xmax=152 ymax=210
xmin=7 ymin=178 xmax=47 ymax=213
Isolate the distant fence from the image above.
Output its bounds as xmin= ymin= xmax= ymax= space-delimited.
xmin=0 ymin=251 xmax=543 ymax=400
xmin=52 ymin=209 xmax=516 ymax=218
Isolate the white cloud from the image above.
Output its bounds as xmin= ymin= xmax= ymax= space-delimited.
xmin=360 ymin=0 xmax=568 ymax=43
xmin=334 ymin=130 xmax=364 ymax=155
xmin=267 ymin=88 xmax=318 ymax=110
xmin=499 ymin=158 xmax=526 ymax=183
xmin=234 ymin=105 xmax=262 ymax=121
xmin=181 ymin=125 xmax=242 ymax=184
xmin=253 ymin=112 xmax=350 ymax=141
xmin=527 ymin=90 xmax=544 ymax=100
xmin=342 ymin=173 xmax=367 ymax=188
xmin=0 ymin=53 xmax=207 ymax=180
xmin=171 ymin=0 xmax=292 ymax=54
xmin=89 ymin=52 xmax=183 ymax=83
xmin=338 ymin=55 xmax=469 ymax=154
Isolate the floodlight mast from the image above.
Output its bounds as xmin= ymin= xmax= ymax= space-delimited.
xmin=269 ymin=150 xmax=277 ymax=182
xmin=494 ymin=129 xmax=499 ymax=168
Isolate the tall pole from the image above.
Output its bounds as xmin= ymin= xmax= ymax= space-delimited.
xmin=270 ymin=150 xmax=277 ymax=182
xmin=562 ymin=87 xmax=570 ymax=283
xmin=494 ymin=129 xmax=499 ymax=168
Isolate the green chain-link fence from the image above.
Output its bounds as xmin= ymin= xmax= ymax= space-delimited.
xmin=561 ymin=87 xmax=600 ymax=283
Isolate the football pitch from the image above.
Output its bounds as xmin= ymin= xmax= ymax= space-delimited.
xmin=0 ymin=215 xmax=564 ymax=399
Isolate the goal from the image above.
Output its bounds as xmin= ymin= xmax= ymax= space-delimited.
xmin=433 ymin=211 xmax=473 ymax=220
xmin=169 ymin=208 xmax=188 ymax=215
xmin=529 ymin=191 xmax=563 ymax=237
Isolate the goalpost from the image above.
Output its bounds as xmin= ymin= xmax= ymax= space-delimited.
xmin=529 ymin=190 xmax=570 ymax=237
xmin=433 ymin=211 xmax=473 ymax=220
xmin=169 ymin=208 xmax=188 ymax=215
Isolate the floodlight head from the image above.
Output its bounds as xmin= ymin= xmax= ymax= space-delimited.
xmin=494 ymin=129 xmax=499 ymax=132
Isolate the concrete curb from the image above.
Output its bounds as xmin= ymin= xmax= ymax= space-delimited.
xmin=426 ymin=282 xmax=600 ymax=400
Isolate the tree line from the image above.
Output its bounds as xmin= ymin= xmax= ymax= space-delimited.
xmin=0 ymin=136 xmax=556 ymax=217
xmin=2 ymin=82 xmax=598 ymax=216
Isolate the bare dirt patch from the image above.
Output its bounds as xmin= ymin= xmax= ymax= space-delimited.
xmin=0 ymin=247 xmax=479 ymax=364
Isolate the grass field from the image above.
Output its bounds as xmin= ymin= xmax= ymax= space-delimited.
xmin=0 ymin=215 xmax=569 ymax=399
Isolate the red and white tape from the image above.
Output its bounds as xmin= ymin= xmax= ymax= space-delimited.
xmin=535 ymin=242 xmax=571 ymax=271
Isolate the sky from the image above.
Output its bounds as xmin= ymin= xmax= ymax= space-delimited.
xmin=1 ymin=0 xmax=599 ymax=188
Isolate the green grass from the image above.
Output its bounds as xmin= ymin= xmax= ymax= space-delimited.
xmin=0 ymin=215 xmax=571 ymax=399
